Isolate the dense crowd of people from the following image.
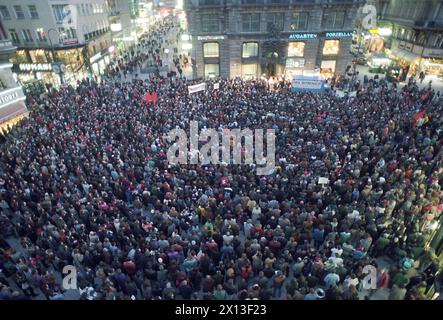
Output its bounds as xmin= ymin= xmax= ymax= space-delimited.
xmin=103 ymin=17 xmax=188 ymax=81
xmin=0 ymin=16 xmax=442 ymax=301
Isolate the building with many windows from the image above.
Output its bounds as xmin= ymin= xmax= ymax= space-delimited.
xmin=184 ymin=0 xmax=365 ymax=79
xmin=0 ymin=0 xmax=115 ymax=88
xmin=0 ymin=20 xmax=27 ymax=131
xmin=375 ymin=0 xmax=443 ymax=79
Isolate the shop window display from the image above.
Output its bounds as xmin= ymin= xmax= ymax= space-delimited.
xmin=288 ymin=42 xmax=305 ymax=57
xmin=29 ymin=49 xmax=48 ymax=63
xmin=323 ymin=40 xmax=340 ymax=56
xmin=241 ymin=64 xmax=257 ymax=78
xmin=10 ymin=50 xmax=29 ymax=64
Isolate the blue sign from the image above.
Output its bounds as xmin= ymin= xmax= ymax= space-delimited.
xmin=325 ymin=31 xmax=354 ymax=38
xmin=291 ymin=75 xmax=325 ymax=93
xmin=289 ymin=33 xmax=318 ymax=40
xmin=288 ymin=31 xmax=354 ymax=40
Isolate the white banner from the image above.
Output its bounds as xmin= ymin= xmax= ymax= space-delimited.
xmin=188 ymin=82 xmax=207 ymax=94
xmin=336 ymin=90 xmax=357 ymax=98
xmin=213 ymin=83 xmax=219 ymax=90
xmin=292 ymin=79 xmax=323 ymax=90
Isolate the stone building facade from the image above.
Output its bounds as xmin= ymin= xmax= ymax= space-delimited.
xmin=184 ymin=0 xmax=365 ymax=79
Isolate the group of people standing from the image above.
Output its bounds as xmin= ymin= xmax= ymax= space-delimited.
xmin=0 ymin=15 xmax=442 ymax=301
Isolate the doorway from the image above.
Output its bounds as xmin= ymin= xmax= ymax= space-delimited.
xmin=265 ymin=62 xmax=276 ymax=77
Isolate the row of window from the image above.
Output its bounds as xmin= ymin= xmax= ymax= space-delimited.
xmin=389 ymin=25 xmax=443 ymax=49
xmin=201 ymin=11 xmax=346 ymax=33
xmin=203 ymin=63 xmax=259 ymax=79
xmin=202 ymin=40 xmax=341 ymax=58
xmin=8 ymin=25 xmax=110 ymax=45
xmin=0 ymin=5 xmax=38 ymax=20
xmin=8 ymin=27 xmax=78 ymax=45
xmin=200 ymin=0 xmax=347 ymax=5
xmin=9 ymin=28 xmax=45 ymax=44
xmin=0 ymin=3 xmax=108 ymax=22
xmin=384 ymin=0 xmax=428 ymax=21
xmin=84 ymin=27 xmax=111 ymax=41
xmin=53 ymin=3 xmax=107 ymax=23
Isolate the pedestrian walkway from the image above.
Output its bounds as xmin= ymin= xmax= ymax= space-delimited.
xmin=355 ymin=64 xmax=443 ymax=93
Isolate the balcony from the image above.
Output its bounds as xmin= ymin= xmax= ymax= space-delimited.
xmin=0 ymin=40 xmax=17 ymax=61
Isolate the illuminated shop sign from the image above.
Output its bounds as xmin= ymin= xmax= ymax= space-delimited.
xmin=18 ymin=63 xmax=52 ymax=72
xmin=288 ymin=31 xmax=354 ymax=40
xmin=325 ymin=31 xmax=354 ymax=38
xmin=0 ymin=91 xmax=18 ymax=104
xmin=197 ymin=35 xmax=225 ymax=41
xmin=289 ymin=33 xmax=318 ymax=40
xmin=0 ymin=87 xmax=24 ymax=105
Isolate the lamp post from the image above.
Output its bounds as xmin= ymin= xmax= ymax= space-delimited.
xmin=47 ymin=28 xmax=65 ymax=84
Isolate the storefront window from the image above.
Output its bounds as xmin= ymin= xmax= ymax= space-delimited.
xmin=204 ymin=63 xmax=219 ymax=79
xmin=203 ymin=42 xmax=219 ymax=58
xmin=57 ymin=48 xmax=84 ymax=73
xmin=10 ymin=50 xmax=29 ymax=63
xmin=242 ymin=42 xmax=258 ymax=58
xmin=423 ymin=58 xmax=443 ymax=77
xmin=92 ymin=63 xmax=99 ymax=75
xmin=288 ymin=42 xmax=305 ymax=57
xmin=286 ymin=58 xmax=305 ymax=69
xmin=242 ymin=64 xmax=257 ymax=78
xmin=29 ymin=49 xmax=48 ymax=63
xmin=320 ymin=60 xmax=336 ymax=79
xmin=323 ymin=40 xmax=340 ymax=56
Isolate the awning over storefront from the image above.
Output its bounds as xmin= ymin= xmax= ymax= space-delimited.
xmin=391 ymin=48 xmax=421 ymax=62
xmin=0 ymin=100 xmax=28 ymax=124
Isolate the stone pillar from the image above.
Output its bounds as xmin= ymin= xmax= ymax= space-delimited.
xmin=193 ymin=38 xmax=204 ymax=79
xmin=336 ymin=37 xmax=353 ymax=76
xmin=220 ymin=39 xmax=230 ymax=78
xmin=304 ymin=38 xmax=320 ymax=71
xmin=229 ymin=39 xmax=242 ymax=78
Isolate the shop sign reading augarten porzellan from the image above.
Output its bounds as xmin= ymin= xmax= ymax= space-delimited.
xmin=288 ymin=31 xmax=354 ymax=40
xmin=289 ymin=33 xmax=318 ymax=40
xmin=325 ymin=31 xmax=353 ymax=38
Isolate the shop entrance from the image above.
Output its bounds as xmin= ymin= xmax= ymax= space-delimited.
xmin=265 ymin=62 xmax=277 ymax=77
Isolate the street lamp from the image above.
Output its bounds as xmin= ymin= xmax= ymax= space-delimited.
xmin=47 ymin=28 xmax=65 ymax=84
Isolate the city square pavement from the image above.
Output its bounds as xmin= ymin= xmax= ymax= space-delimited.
xmin=355 ymin=64 xmax=443 ymax=93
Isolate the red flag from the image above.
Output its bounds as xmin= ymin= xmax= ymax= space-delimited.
xmin=142 ymin=91 xmax=158 ymax=104
xmin=412 ymin=110 xmax=426 ymax=128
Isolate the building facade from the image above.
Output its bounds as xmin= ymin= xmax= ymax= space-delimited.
xmin=0 ymin=0 xmax=117 ymax=88
xmin=375 ymin=0 xmax=443 ymax=78
xmin=184 ymin=0 xmax=365 ymax=80
xmin=0 ymin=20 xmax=27 ymax=130
xmin=108 ymin=0 xmax=140 ymax=53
